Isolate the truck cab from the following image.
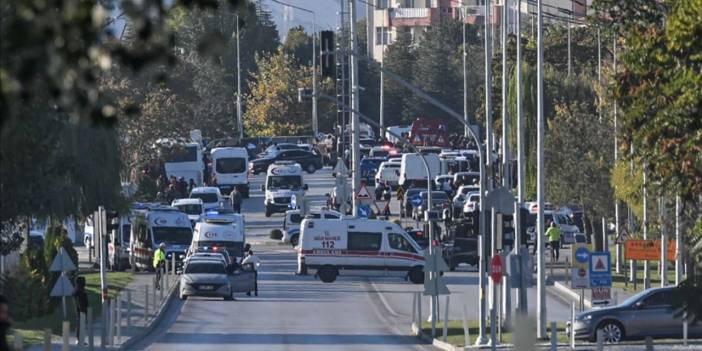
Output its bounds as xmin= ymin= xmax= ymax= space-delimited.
xmin=130 ymin=204 xmax=193 ymax=272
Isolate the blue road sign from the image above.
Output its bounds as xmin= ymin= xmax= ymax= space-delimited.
xmin=411 ymin=195 xmax=423 ymax=207
xmin=358 ymin=204 xmax=371 ymax=219
xmin=575 ymin=247 xmax=590 ymax=263
xmin=589 ymin=251 xmax=612 ymax=287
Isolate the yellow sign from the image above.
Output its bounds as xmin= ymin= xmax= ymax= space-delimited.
xmin=624 ymin=239 xmax=675 ymax=261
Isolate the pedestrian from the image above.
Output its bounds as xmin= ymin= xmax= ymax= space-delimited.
xmin=241 ymin=250 xmax=261 ymax=296
xmin=325 ymin=193 xmax=333 ymax=209
xmin=153 ymin=243 xmax=166 ymax=290
xmin=177 ymin=177 xmax=188 ymax=196
xmin=374 ymin=181 xmax=385 ymax=200
xmin=545 ymin=222 xmax=562 ymax=261
xmin=73 ymin=276 xmax=88 ymax=345
xmin=0 ymin=295 xmax=9 ymax=351
xmin=188 ymin=179 xmax=196 ymax=194
xmin=383 ymin=181 xmax=392 ymax=201
xmin=230 ymin=187 xmax=243 ymax=214
xmin=441 ymin=178 xmax=452 ymax=196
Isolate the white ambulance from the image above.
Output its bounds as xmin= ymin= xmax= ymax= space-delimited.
xmin=262 ymin=161 xmax=308 ymax=217
xmin=130 ymin=204 xmax=193 ymax=272
xmin=297 ymin=218 xmax=425 ymax=284
xmin=210 ymin=147 xmax=249 ymax=197
xmin=190 ymin=212 xmax=246 ymax=264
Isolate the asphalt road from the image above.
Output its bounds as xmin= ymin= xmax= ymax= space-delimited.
xmin=132 ymin=167 xmax=574 ymax=350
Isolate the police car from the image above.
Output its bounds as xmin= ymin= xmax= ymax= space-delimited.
xmin=297 ymin=218 xmax=425 ymax=284
xmin=262 ymin=162 xmax=308 ymax=217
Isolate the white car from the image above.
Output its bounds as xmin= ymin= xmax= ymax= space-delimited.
xmin=452 ymin=185 xmax=479 ymax=215
xmin=462 ymin=192 xmax=480 ymax=214
xmin=374 ymin=161 xmax=401 ymax=188
xmin=189 ymin=187 xmax=225 ymax=211
xmin=172 ymin=198 xmax=204 ymax=225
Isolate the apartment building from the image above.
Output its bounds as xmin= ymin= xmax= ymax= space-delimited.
xmin=368 ymin=0 xmax=588 ymax=63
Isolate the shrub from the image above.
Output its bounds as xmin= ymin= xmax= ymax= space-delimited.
xmin=269 ymin=229 xmax=283 ymax=240
xmin=1 ymin=256 xmax=52 ymax=321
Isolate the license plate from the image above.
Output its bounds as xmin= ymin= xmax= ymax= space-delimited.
xmin=199 ymin=285 xmax=214 ymax=290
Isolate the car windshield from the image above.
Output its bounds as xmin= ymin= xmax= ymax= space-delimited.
xmin=457 ymin=174 xmax=480 ymax=184
xmin=176 ymin=204 xmax=202 ymax=215
xmin=372 ymin=150 xmax=389 ymax=157
xmin=216 ymin=157 xmax=246 ymax=173
xmin=556 ymin=214 xmax=575 ymax=226
xmin=191 ymin=193 xmax=219 ymax=203
xmin=161 ymin=145 xmax=197 ymax=163
xmin=421 ymin=192 xmax=448 ymax=200
xmin=185 ymin=262 xmax=226 ymax=274
xmin=153 ymin=227 xmax=192 ymax=245
xmin=195 ymin=241 xmax=243 ymax=258
xmin=268 ymin=175 xmax=302 ymax=189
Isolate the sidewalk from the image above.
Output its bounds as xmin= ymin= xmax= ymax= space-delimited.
xmin=22 ymin=245 xmax=178 ymax=351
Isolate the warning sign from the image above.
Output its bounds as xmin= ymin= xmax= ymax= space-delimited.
xmin=355 ymin=185 xmax=374 ymax=205
xmin=374 ymin=200 xmax=389 ymax=216
xmin=624 ymin=239 xmax=675 ymax=261
xmin=589 ymin=251 xmax=612 ymax=287
xmin=591 ymin=287 xmax=611 ymax=303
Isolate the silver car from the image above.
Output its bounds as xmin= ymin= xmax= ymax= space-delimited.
xmin=180 ymin=260 xmax=232 ymax=300
xmin=568 ymin=286 xmax=702 ymax=342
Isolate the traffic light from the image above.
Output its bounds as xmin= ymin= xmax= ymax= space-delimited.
xmin=320 ymin=30 xmax=335 ymax=78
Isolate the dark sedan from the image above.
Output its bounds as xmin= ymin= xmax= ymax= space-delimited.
xmin=250 ymin=149 xmax=323 ymax=174
xmin=568 ymin=286 xmax=702 ymax=342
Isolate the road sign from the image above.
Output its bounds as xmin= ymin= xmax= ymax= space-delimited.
xmin=591 ymin=287 xmax=611 ymax=304
xmin=423 ymin=249 xmax=450 ymax=296
xmin=356 ymin=185 xmax=374 ymax=205
xmin=50 ymin=275 xmax=75 ymax=297
xmin=624 ymin=239 xmax=675 ymax=261
xmin=374 ymin=200 xmax=389 ymax=215
xmin=49 ymin=247 xmax=77 ymax=272
xmin=589 ymin=251 xmax=612 ymax=287
xmin=411 ymin=195 xmax=423 ymax=207
xmin=333 ymin=161 xmax=348 ymax=176
xmin=571 ymin=267 xmax=590 ymax=289
xmin=490 ymin=254 xmax=503 ymax=284
xmin=358 ymin=204 xmax=371 ymax=219
xmin=572 ymin=244 xmax=589 ymax=269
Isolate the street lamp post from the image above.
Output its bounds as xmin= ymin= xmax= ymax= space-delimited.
xmin=536 ymin=0 xmax=547 ymax=339
xmin=235 ymin=14 xmax=243 ymax=140
xmin=270 ymin=0 xmax=318 ymax=135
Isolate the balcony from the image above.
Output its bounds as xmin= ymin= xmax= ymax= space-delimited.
xmin=389 ymin=7 xmax=438 ymax=27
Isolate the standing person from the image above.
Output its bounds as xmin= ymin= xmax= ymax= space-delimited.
xmin=545 ymin=222 xmax=562 ymax=261
xmin=241 ymin=250 xmax=261 ymax=296
xmin=73 ymin=276 xmax=88 ymax=345
xmin=0 ymin=295 xmax=9 ymax=351
xmin=230 ymin=187 xmax=243 ymax=214
xmin=153 ymin=243 xmax=166 ymax=290
xmin=188 ymin=179 xmax=196 ymax=194
xmin=374 ymin=181 xmax=385 ymax=200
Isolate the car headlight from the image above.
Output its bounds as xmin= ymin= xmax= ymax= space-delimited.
xmin=179 ymin=254 xmax=185 ymax=259
xmin=581 ymin=314 xmax=592 ymax=321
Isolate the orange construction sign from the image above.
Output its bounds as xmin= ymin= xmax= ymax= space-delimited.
xmin=624 ymin=239 xmax=676 ymax=261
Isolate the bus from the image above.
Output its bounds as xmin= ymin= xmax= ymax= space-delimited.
xmin=409 ymin=117 xmax=450 ymax=148
xmin=156 ymin=138 xmax=204 ymax=186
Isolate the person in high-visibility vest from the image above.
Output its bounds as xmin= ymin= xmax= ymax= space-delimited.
xmin=545 ymin=222 xmax=562 ymax=261
xmin=153 ymin=243 xmax=166 ymax=290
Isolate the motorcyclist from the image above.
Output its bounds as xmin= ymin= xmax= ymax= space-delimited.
xmin=153 ymin=243 xmax=166 ymax=290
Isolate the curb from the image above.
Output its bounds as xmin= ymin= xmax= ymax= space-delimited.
xmin=552 ymin=281 xmax=592 ymax=309
xmin=117 ymin=281 xmax=179 ymax=351
xmin=411 ymin=323 xmax=462 ymax=351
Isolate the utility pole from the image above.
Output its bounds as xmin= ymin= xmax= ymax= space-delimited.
xmin=236 ymin=14 xmax=243 ymax=140
xmin=476 ymin=0 xmax=491 ymax=346
xmin=379 ymin=5 xmax=386 ymax=138
xmin=613 ymin=37 xmax=621 ymax=273
xmin=349 ymin=0 xmax=361 ymax=216
xmin=501 ymin=0 xmax=510 ymax=189
xmin=515 ymin=0 xmax=526 ymax=315
xmin=312 ymin=17 xmax=318 ymax=135
xmin=675 ymin=195 xmax=682 ymax=285
xmin=643 ymin=166 xmax=650 ymax=289
xmin=660 ymin=196 xmax=668 ymax=287
xmin=536 ymin=0 xmax=547 ymax=340
xmin=462 ymin=6 xmax=469 ymax=138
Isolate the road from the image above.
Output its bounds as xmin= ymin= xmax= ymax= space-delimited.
xmin=132 ymin=167 xmax=574 ymax=350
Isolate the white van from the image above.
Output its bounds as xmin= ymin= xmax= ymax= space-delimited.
xmin=171 ymin=198 xmax=204 ymax=226
xmin=130 ymin=204 xmax=193 ymax=271
xmin=108 ymin=214 xmax=132 ymax=271
xmin=297 ymin=218 xmax=425 ymax=283
xmin=189 ymin=187 xmax=224 ymax=211
xmin=399 ymin=153 xmax=441 ymax=188
xmin=282 ymin=208 xmax=341 ymax=247
xmin=262 ymin=161 xmax=308 ymax=217
xmin=375 ymin=161 xmax=401 ymax=188
xmin=191 ymin=214 xmax=246 ymax=264
xmin=210 ymin=147 xmax=249 ymax=197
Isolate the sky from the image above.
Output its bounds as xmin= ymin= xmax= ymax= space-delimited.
xmin=261 ymin=0 xmax=369 ymax=36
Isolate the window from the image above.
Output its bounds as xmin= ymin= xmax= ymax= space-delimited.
xmin=191 ymin=193 xmax=219 ymax=204
xmin=215 ymin=157 xmax=246 ymax=174
xmin=375 ymin=26 xmax=390 ymax=45
xmin=348 ymin=232 xmax=382 ymax=251
xmin=388 ymin=233 xmax=416 ymax=253
xmin=268 ymin=175 xmax=302 ymax=189
xmin=376 ymin=0 xmax=388 ymax=9
xmin=184 ymin=262 xmax=226 ymax=274
xmin=324 ymin=213 xmax=340 ymax=219
xmin=643 ymin=291 xmax=673 ymax=308
xmin=160 ymin=145 xmax=198 ymax=163
xmin=153 ymin=227 xmax=193 ymax=246
xmin=176 ymin=204 xmax=203 ymax=215
xmin=290 ymin=213 xmax=303 ymax=224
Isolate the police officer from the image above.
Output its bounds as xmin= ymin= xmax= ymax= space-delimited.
xmin=153 ymin=243 xmax=166 ymax=290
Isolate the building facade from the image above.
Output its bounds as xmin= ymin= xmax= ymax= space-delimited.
xmin=368 ymin=0 xmax=588 ymax=63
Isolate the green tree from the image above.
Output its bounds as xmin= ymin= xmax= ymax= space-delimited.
xmin=283 ymin=25 xmax=314 ymax=67
xmin=382 ymin=27 xmax=417 ymax=125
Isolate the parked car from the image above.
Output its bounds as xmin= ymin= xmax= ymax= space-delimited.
xmin=250 ymin=149 xmax=323 ymax=174
xmin=462 ymin=192 xmax=480 ymax=214
xmin=402 ymin=188 xmax=424 ymax=217
xmin=452 ymin=185 xmax=479 ymax=216
xmin=567 ymin=286 xmax=702 ymax=342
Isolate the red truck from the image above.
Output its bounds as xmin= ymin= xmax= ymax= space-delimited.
xmin=409 ymin=117 xmax=450 ymax=148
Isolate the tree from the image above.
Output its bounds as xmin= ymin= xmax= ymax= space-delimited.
xmin=545 ymin=101 xmax=614 ymax=236
xmin=382 ymin=27 xmax=417 ymax=125
xmin=244 ymin=50 xmax=334 ymax=136
xmin=283 ymin=25 xmax=314 ymax=67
